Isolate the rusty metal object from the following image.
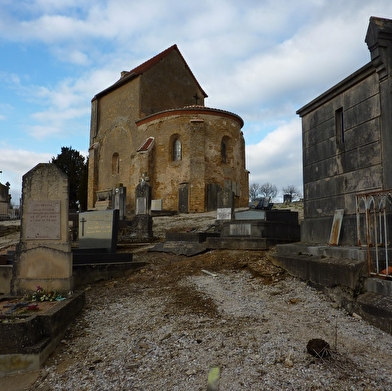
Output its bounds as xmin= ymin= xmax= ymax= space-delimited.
xmin=329 ymin=209 xmax=344 ymax=246
xmin=356 ymin=189 xmax=392 ymax=277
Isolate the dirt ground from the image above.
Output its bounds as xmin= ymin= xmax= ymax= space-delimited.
xmin=23 ymin=247 xmax=392 ymax=390
xmin=3 ymin=205 xmax=392 ymax=390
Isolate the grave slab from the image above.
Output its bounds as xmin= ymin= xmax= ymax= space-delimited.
xmin=78 ymin=210 xmax=119 ymax=253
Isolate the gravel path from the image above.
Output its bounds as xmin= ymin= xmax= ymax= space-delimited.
xmin=26 ymin=249 xmax=392 ymax=391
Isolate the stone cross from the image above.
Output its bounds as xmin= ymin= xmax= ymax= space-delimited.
xmin=80 ymin=217 xmax=87 ymax=236
xmin=193 ymin=93 xmax=200 ymax=105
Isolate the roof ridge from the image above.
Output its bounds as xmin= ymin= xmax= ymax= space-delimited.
xmin=93 ymin=44 xmax=207 ymax=101
xmin=128 ymin=44 xmax=178 ymax=76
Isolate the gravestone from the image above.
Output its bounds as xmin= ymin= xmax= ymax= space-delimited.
xmin=216 ymin=187 xmax=234 ymax=221
xmin=113 ymin=184 xmax=126 ymax=220
xmin=128 ymin=179 xmax=153 ymax=239
xmin=94 ymin=189 xmax=112 ymax=210
xmin=151 ymin=199 xmax=163 ymax=211
xmin=78 ymin=209 xmax=119 ymax=252
xmin=11 ymin=163 xmax=73 ymax=295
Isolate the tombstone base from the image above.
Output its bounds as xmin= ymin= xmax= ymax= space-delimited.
xmin=12 ymin=244 xmax=74 ymax=296
xmin=127 ymin=215 xmax=153 ymax=240
xmin=12 ymin=277 xmax=74 ymax=296
xmin=0 ymin=291 xmax=85 ymax=375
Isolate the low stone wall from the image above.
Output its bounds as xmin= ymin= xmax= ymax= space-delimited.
xmin=271 ymin=243 xmax=392 ymax=334
xmin=0 ymin=291 xmax=85 ymax=374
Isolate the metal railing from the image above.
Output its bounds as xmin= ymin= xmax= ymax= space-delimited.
xmin=356 ymin=189 xmax=392 ymax=277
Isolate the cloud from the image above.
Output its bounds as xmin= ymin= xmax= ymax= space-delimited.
xmin=8 ymin=67 xmax=119 ymax=140
xmin=246 ymin=119 xmax=303 ymax=197
xmin=0 ymin=148 xmax=53 ymax=202
xmin=206 ymin=14 xmax=370 ymax=120
xmin=2 ymin=0 xmax=392 ymax=204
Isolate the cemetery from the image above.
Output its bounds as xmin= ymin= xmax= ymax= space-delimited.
xmin=2 ymin=211 xmax=392 ymax=389
xmin=0 ymin=163 xmax=146 ymax=374
xmin=0 ymin=14 xmax=392 ymax=389
xmin=1 ymin=157 xmax=392 ymax=386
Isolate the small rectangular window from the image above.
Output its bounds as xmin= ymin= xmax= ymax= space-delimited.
xmin=335 ymin=107 xmax=344 ymax=144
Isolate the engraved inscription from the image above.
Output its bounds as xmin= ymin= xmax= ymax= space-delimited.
xmin=217 ymin=208 xmax=232 ymax=220
xmin=83 ymin=218 xmax=112 ymax=236
xmin=26 ymin=200 xmax=61 ymax=240
xmin=78 ymin=210 xmax=116 ymax=251
xmin=136 ymin=197 xmax=147 ymax=215
xmin=229 ymin=223 xmax=251 ymax=236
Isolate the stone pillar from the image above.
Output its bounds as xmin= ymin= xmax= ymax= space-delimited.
xmin=366 ymin=17 xmax=392 ymax=189
xmin=11 ymin=163 xmax=73 ymax=295
xmin=188 ymin=119 xmax=206 ymax=212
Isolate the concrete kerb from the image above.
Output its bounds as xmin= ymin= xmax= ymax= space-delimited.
xmin=271 ymin=243 xmax=392 ymax=334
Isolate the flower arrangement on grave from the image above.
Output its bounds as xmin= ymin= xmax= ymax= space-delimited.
xmin=25 ymin=285 xmax=65 ymax=302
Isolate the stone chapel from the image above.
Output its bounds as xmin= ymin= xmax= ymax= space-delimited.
xmin=87 ymin=45 xmax=249 ymax=216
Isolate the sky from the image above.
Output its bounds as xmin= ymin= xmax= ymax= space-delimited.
xmin=1 ymin=0 xmax=392 ymax=204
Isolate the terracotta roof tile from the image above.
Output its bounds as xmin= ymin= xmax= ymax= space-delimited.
xmin=137 ymin=137 xmax=155 ymax=152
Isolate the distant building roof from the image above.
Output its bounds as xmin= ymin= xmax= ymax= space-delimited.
xmin=93 ymin=45 xmax=208 ymax=101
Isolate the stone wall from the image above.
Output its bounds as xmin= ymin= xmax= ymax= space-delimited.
xmin=136 ymin=108 xmax=248 ymax=212
xmin=139 ymin=50 xmax=205 ymax=117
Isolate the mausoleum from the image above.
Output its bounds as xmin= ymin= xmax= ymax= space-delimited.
xmin=297 ymin=17 xmax=392 ymax=248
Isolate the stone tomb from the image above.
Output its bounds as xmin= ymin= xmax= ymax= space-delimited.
xmin=206 ymin=209 xmax=300 ymax=250
xmin=12 ymin=163 xmax=73 ymax=295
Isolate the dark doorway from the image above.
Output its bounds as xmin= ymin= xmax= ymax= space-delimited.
xmin=207 ymin=183 xmax=221 ymax=211
xmin=178 ymin=183 xmax=188 ymax=213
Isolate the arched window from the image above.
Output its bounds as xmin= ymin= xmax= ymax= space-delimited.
xmin=173 ymin=139 xmax=182 ymax=161
xmin=112 ymin=153 xmax=119 ymax=174
xmin=221 ymin=140 xmax=227 ymax=163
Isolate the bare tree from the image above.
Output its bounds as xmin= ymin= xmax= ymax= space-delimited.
xmin=282 ymin=185 xmax=302 ymax=201
xmin=259 ymin=182 xmax=278 ymax=199
xmin=249 ymin=183 xmax=261 ymax=201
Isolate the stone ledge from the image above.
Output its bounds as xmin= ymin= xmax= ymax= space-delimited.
xmin=271 ymin=243 xmax=392 ymax=334
xmin=0 ymin=291 xmax=85 ymax=375
xmin=270 ymin=252 xmax=366 ymax=290
xmin=206 ymin=237 xmax=268 ymax=250
xmin=355 ymin=292 xmax=392 ymax=334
